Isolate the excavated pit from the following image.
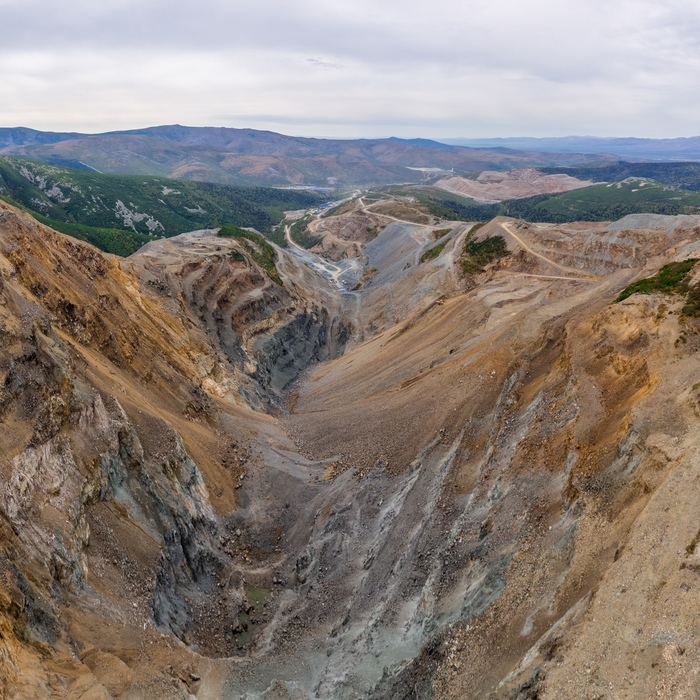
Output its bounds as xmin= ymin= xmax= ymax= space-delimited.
xmin=2 ymin=206 xmax=700 ymax=699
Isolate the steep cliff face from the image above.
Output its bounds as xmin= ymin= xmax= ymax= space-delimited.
xmin=1 ymin=201 xmax=700 ymax=699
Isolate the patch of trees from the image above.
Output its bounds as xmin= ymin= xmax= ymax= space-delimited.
xmin=0 ymin=155 xmax=323 ymax=255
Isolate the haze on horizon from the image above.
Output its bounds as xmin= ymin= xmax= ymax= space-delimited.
xmin=3 ymin=0 xmax=700 ymax=140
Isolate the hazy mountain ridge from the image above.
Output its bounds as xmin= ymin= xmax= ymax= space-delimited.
xmin=0 ymin=125 xmax=624 ymax=187
xmin=444 ymin=135 xmax=700 ymax=160
xmin=0 ymin=127 xmax=83 ymax=149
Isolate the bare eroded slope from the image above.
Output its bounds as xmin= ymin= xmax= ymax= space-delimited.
xmin=0 ymin=202 xmax=699 ymax=698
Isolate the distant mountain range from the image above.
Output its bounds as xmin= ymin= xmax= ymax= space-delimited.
xmin=440 ymin=136 xmax=700 ymax=161
xmin=0 ymin=125 xmax=628 ymax=188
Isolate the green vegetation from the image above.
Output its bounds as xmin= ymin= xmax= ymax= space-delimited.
xmin=417 ymin=180 xmax=700 ymax=224
xmin=420 ymin=241 xmax=447 ymax=262
xmin=519 ymin=181 xmax=700 ymax=222
xmin=460 ymin=234 xmax=509 ymax=274
xmin=681 ymin=284 xmax=700 ymax=317
xmin=289 ymin=214 xmax=322 ymax=249
xmin=30 ymin=214 xmax=152 ymax=256
xmin=615 ymin=259 xmax=698 ymax=302
xmin=217 ymin=224 xmax=282 ymax=285
xmin=432 ymin=227 xmax=452 ymax=240
xmin=424 ymin=196 xmax=482 ymax=221
xmin=0 ymin=155 xmax=321 ymax=255
xmin=539 ymin=162 xmax=700 ymax=192
xmin=263 ymin=225 xmax=287 ymax=248
xmin=229 ymin=248 xmax=247 ymax=263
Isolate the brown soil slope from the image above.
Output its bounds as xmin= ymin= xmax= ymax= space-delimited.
xmin=298 ymin=196 xmax=440 ymax=262
xmin=287 ymin=215 xmax=700 ymax=698
xmin=0 ymin=202 xmax=349 ymax=698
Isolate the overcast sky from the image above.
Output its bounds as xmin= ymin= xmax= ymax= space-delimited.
xmin=2 ymin=0 xmax=700 ymax=138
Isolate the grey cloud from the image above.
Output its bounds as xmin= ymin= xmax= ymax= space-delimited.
xmin=2 ymin=0 xmax=697 ymax=75
xmin=306 ymin=58 xmax=342 ymax=70
xmin=3 ymin=0 xmax=700 ymax=137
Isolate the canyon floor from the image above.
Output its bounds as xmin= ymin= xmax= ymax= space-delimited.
xmin=1 ymin=201 xmax=699 ymax=699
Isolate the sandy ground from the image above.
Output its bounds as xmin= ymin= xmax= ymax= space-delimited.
xmin=434 ymin=168 xmax=594 ymax=202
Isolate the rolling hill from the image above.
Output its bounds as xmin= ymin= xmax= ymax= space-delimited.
xmin=0 ymin=125 xmax=621 ymax=188
xmin=0 ymin=155 xmax=322 ymax=254
xmin=397 ymin=178 xmax=700 ymax=224
xmin=539 ymin=160 xmax=700 ymax=190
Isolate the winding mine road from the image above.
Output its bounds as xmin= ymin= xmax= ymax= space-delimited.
xmin=358 ymin=197 xmax=448 ymax=229
xmin=284 ymin=224 xmax=362 ymax=290
xmin=498 ymin=221 xmax=601 ymax=281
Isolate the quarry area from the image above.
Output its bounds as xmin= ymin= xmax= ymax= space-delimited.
xmin=0 ymin=195 xmax=700 ymax=700
xmin=433 ymin=168 xmax=594 ymax=202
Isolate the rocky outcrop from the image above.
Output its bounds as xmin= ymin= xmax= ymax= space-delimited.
xmin=252 ymin=306 xmax=352 ymax=396
xmin=127 ymin=230 xmax=351 ymax=405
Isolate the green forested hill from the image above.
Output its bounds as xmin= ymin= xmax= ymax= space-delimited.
xmin=417 ymin=179 xmax=700 ymax=224
xmin=0 ymin=156 xmax=322 ymax=255
xmin=538 ymin=162 xmax=700 ymax=191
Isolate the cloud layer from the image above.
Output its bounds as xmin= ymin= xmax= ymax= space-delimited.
xmin=2 ymin=0 xmax=700 ymax=137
